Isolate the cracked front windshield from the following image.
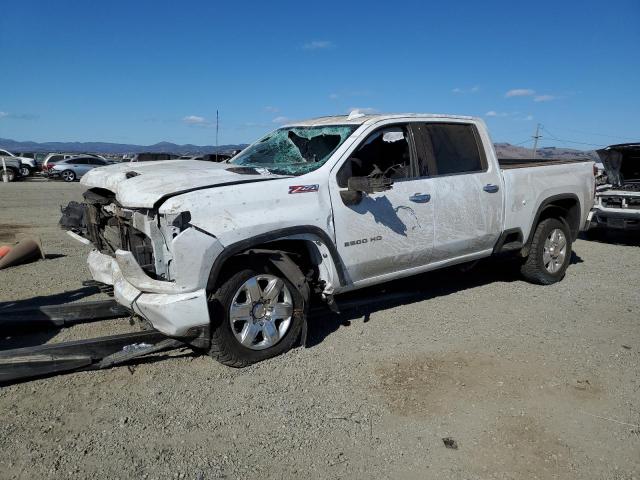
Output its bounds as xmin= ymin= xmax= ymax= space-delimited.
xmin=230 ymin=125 xmax=358 ymax=175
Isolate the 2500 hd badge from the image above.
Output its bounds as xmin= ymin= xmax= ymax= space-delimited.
xmin=344 ymin=235 xmax=383 ymax=247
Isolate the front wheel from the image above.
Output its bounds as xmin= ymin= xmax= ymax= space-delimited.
xmin=207 ymin=265 xmax=305 ymax=367
xmin=19 ymin=166 xmax=31 ymax=177
xmin=520 ymin=218 xmax=572 ymax=285
xmin=61 ymin=169 xmax=76 ymax=182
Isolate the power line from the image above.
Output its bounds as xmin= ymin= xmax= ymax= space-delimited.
xmin=540 ymin=126 xmax=607 ymax=148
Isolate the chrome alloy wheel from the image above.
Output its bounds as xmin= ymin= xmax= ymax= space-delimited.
xmin=543 ymin=228 xmax=567 ymax=273
xmin=229 ymin=274 xmax=293 ymax=350
xmin=62 ymin=170 xmax=75 ymax=182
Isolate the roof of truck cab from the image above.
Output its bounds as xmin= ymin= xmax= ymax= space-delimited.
xmin=286 ymin=113 xmax=476 ymax=127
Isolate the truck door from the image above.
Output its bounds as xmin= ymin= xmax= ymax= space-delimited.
xmin=412 ymin=122 xmax=503 ymax=262
xmin=329 ymin=123 xmax=435 ymax=284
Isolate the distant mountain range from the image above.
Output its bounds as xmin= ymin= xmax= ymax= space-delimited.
xmin=0 ymin=137 xmax=600 ymax=161
xmin=0 ymin=138 xmax=247 ymax=155
xmin=494 ymin=143 xmax=600 ymax=162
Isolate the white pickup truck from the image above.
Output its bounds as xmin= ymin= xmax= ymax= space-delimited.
xmin=62 ymin=113 xmax=595 ymax=366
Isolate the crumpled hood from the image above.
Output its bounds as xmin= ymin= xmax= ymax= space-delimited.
xmin=80 ymin=160 xmax=285 ymax=208
xmin=597 ymin=145 xmax=640 ymax=186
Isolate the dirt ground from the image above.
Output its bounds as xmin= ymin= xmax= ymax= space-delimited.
xmin=0 ymin=180 xmax=639 ymax=480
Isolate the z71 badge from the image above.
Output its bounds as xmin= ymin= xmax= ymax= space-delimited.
xmin=289 ymin=184 xmax=319 ymax=194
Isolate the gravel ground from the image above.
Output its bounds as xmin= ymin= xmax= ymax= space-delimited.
xmin=0 ymin=180 xmax=639 ymax=480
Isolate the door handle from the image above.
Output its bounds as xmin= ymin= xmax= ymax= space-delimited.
xmin=483 ymin=184 xmax=499 ymax=193
xmin=409 ymin=193 xmax=431 ymax=203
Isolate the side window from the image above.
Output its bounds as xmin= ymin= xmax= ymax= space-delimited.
xmin=73 ymin=158 xmax=89 ymax=164
xmin=415 ymin=123 xmax=485 ymax=176
xmin=337 ymin=125 xmax=412 ymax=187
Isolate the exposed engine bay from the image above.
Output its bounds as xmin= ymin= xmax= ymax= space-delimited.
xmin=591 ymin=144 xmax=640 ymax=229
xmin=60 ymin=188 xmax=184 ymax=281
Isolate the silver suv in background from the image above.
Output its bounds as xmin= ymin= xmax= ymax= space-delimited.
xmin=48 ymin=156 xmax=110 ymax=182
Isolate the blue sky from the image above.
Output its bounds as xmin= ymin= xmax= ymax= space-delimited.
xmin=1 ymin=0 xmax=638 ymax=149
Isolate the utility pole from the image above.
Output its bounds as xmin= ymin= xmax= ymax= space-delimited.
xmin=215 ymin=109 xmax=219 ymax=162
xmin=532 ymin=123 xmax=542 ymax=159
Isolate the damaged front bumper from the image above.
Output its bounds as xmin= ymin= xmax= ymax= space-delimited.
xmin=88 ymin=250 xmax=211 ymax=337
xmin=589 ymin=191 xmax=640 ymax=230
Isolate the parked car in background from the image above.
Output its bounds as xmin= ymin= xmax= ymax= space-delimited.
xmin=42 ymin=153 xmax=77 ymax=173
xmin=130 ymin=153 xmax=179 ymax=162
xmin=588 ymin=143 xmax=640 ymax=231
xmin=48 ymin=156 xmax=110 ymax=182
xmin=191 ymin=153 xmax=234 ymax=162
xmin=0 ymin=149 xmax=37 ymax=176
xmin=0 ymin=156 xmax=24 ymax=181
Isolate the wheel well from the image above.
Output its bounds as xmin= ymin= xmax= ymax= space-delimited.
xmin=528 ymin=197 xmax=581 ymax=249
xmin=210 ymin=240 xmax=319 ymax=293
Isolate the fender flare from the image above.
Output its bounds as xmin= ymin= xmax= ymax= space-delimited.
xmin=522 ymin=193 xmax=580 ymax=254
xmin=205 ymin=225 xmax=347 ymax=292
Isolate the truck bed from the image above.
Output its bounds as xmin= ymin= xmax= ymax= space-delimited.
xmin=498 ymin=158 xmax=591 ymax=169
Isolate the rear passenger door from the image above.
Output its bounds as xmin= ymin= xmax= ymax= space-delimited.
xmin=412 ymin=122 xmax=503 ymax=262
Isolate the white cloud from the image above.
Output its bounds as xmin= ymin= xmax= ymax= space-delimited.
xmin=534 ymin=94 xmax=556 ymax=102
xmin=183 ymin=115 xmax=207 ymax=125
xmin=272 ymin=116 xmax=291 ymax=124
xmin=485 ymin=111 xmax=509 ymax=117
xmin=347 ymin=107 xmax=377 ymax=114
xmin=0 ymin=111 xmax=38 ymax=120
xmin=452 ymin=86 xmax=480 ymax=94
xmin=302 ymin=40 xmax=334 ymax=50
xmin=505 ymin=88 xmax=535 ymax=98
xmin=264 ymin=106 xmax=279 ymax=113
xmin=523 ymin=114 xmax=534 ymax=121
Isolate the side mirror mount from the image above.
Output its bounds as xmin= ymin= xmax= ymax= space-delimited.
xmin=347 ymin=176 xmax=393 ymax=194
xmin=340 ymin=176 xmax=394 ymax=206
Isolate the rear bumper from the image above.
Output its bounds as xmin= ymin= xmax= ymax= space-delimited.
xmin=87 ymin=250 xmax=210 ymax=336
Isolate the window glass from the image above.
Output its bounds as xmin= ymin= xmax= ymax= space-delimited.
xmin=73 ymin=158 xmax=89 ymax=164
xmin=232 ymin=125 xmax=357 ymax=176
xmin=416 ymin=123 xmax=484 ymax=176
xmin=338 ymin=125 xmax=412 ymax=187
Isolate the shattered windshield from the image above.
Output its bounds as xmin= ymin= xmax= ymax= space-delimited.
xmin=230 ymin=125 xmax=357 ymax=175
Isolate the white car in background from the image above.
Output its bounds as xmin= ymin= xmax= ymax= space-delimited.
xmin=0 ymin=149 xmax=36 ymax=176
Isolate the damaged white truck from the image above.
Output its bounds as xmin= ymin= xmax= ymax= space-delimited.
xmin=61 ymin=113 xmax=595 ymax=366
xmin=589 ymin=143 xmax=640 ymax=230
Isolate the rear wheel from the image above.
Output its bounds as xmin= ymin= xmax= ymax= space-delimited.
xmin=207 ymin=264 xmax=304 ymax=367
xmin=521 ymin=218 xmax=572 ymax=285
xmin=61 ymin=169 xmax=76 ymax=182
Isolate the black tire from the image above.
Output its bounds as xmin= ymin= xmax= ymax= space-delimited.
xmin=19 ymin=166 xmax=31 ymax=177
xmin=521 ymin=218 xmax=572 ymax=285
xmin=4 ymin=168 xmax=17 ymax=182
xmin=207 ymin=264 xmax=305 ymax=367
xmin=61 ymin=169 xmax=76 ymax=182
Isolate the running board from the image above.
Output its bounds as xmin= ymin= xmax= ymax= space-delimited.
xmin=0 ymin=330 xmax=170 ymax=384
xmin=0 ymin=300 xmax=130 ymax=333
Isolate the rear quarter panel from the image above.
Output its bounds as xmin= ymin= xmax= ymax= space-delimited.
xmin=502 ymin=162 xmax=595 ymax=240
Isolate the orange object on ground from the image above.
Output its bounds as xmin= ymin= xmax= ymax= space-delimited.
xmin=0 ymin=245 xmax=11 ymax=259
